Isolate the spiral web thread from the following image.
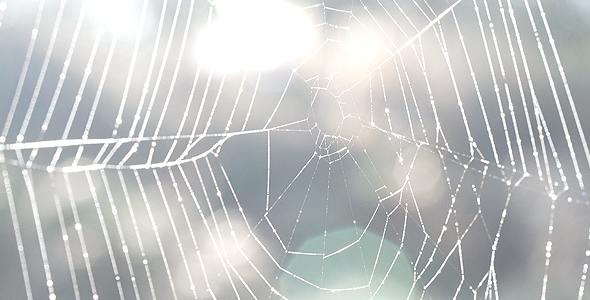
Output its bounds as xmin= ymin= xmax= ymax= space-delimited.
xmin=1 ymin=0 xmax=589 ymax=299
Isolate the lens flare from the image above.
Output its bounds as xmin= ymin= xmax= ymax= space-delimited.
xmin=87 ymin=0 xmax=136 ymax=33
xmin=196 ymin=0 xmax=313 ymax=72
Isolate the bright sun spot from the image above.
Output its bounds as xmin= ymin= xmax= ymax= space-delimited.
xmin=87 ymin=0 xmax=136 ymax=33
xmin=196 ymin=0 xmax=313 ymax=72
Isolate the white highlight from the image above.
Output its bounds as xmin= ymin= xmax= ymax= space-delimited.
xmin=196 ymin=0 xmax=312 ymax=71
xmin=87 ymin=0 xmax=135 ymax=32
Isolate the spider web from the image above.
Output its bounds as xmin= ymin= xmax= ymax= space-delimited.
xmin=1 ymin=0 xmax=590 ymax=299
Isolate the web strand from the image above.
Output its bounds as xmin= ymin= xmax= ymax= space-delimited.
xmin=1 ymin=0 xmax=589 ymax=299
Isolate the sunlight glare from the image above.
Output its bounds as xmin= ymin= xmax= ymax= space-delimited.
xmin=196 ymin=0 xmax=313 ymax=72
xmin=87 ymin=0 xmax=136 ymax=33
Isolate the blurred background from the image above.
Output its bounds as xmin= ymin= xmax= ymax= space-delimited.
xmin=1 ymin=0 xmax=590 ymax=299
